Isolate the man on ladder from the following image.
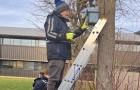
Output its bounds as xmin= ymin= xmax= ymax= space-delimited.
xmin=44 ymin=0 xmax=88 ymax=90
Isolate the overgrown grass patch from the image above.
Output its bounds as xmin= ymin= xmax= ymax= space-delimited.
xmin=0 ymin=76 xmax=34 ymax=90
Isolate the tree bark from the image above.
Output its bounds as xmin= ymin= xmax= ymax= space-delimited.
xmin=96 ymin=0 xmax=116 ymax=90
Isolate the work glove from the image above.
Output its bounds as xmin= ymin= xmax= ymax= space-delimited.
xmin=81 ymin=19 xmax=88 ymax=30
xmin=66 ymin=32 xmax=75 ymax=40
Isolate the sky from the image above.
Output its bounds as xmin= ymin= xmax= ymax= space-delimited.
xmin=0 ymin=0 xmax=40 ymax=28
xmin=0 ymin=0 xmax=140 ymax=32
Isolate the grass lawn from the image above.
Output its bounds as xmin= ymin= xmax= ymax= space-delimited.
xmin=0 ymin=76 xmax=34 ymax=90
xmin=0 ymin=76 xmax=95 ymax=90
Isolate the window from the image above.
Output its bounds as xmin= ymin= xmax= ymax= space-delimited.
xmin=3 ymin=38 xmax=11 ymax=45
xmin=2 ymin=61 xmax=13 ymax=69
xmin=2 ymin=38 xmax=46 ymax=47
xmin=10 ymin=39 xmax=14 ymax=45
xmin=14 ymin=39 xmax=21 ymax=45
xmin=21 ymin=39 xmax=32 ymax=46
xmin=0 ymin=38 xmax=2 ymax=45
xmin=3 ymin=38 xmax=14 ymax=45
xmin=24 ymin=62 xmax=34 ymax=70
xmin=13 ymin=61 xmax=17 ymax=69
xmin=39 ymin=40 xmax=46 ymax=47
xmin=35 ymin=40 xmax=39 ymax=46
xmin=115 ymin=44 xmax=140 ymax=52
xmin=31 ymin=40 xmax=35 ymax=46
xmin=34 ymin=62 xmax=47 ymax=70
xmin=17 ymin=61 xmax=23 ymax=69
xmin=0 ymin=61 xmax=2 ymax=68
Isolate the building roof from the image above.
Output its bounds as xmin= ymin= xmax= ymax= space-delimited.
xmin=115 ymin=32 xmax=140 ymax=42
xmin=0 ymin=26 xmax=140 ymax=42
xmin=0 ymin=26 xmax=45 ymax=39
xmin=135 ymin=31 xmax=140 ymax=35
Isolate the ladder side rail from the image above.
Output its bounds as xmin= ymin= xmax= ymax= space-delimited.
xmin=73 ymin=18 xmax=107 ymax=64
xmin=63 ymin=18 xmax=107 ymax=82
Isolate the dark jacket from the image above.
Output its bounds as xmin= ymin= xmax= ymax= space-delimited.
xmin=33 ymin=76 xmax=48 ymax=90
xmin=44 ymin=11 xmax=85 ymax=60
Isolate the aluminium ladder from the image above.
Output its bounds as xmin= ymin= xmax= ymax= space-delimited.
xmin=57 ymin=18 xmax=107 ymax=90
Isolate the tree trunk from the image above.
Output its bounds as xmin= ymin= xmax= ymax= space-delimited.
xmin=96 ymin=0 xmax=116 ymax=90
